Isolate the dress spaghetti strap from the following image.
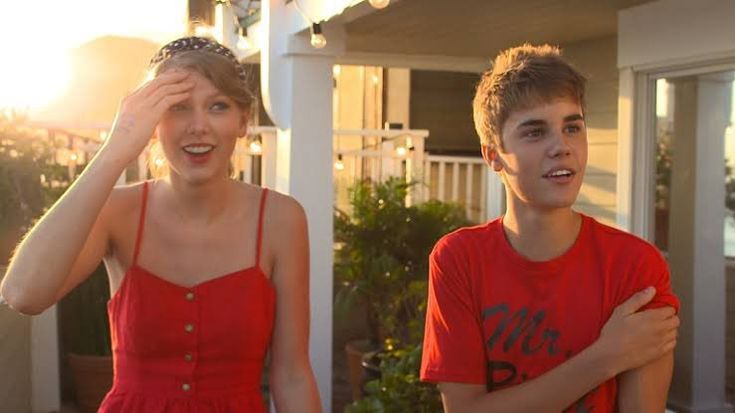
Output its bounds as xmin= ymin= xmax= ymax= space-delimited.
xmin=131 ymin=181 xmax=150 ymax=266
xmin=255 ymin=188 xmax=268 ymax=268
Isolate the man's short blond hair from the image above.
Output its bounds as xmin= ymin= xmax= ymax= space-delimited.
xmin=472 ymin=44 xmax=586 ymax=148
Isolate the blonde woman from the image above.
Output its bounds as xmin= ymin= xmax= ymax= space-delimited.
xmin=1 ymin=37 xmax=321 ymax=412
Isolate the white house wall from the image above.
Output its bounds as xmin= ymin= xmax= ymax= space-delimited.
xmin=565 ymin=35 xmax=620 ymax=226
xmin=618 ymin=0 xmax=735 ymax=71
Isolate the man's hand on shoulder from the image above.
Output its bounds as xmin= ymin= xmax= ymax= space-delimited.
xmin=591 ymin=287 xmax=679 ymax=377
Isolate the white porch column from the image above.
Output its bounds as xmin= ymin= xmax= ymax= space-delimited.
xmin=273 ymin=56 xmax=335 ymax=412
xmin=667 ymin=74 xmax=733 ymax=413
xmin=261 ymin=1 xmax=345 ymax=410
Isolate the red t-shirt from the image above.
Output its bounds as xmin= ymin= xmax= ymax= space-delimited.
xmin=420 ymin=213 xmax=679 ymax=412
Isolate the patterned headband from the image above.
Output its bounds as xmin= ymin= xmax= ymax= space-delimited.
xmin=149 ymin=36 xmax=248 ymax=84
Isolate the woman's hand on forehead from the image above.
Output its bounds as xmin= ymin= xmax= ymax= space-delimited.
xmin=104 ymin=69 xmax=195 ymax=163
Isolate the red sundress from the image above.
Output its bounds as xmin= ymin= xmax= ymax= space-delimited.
xmin=99 ymin=182 xmax=275 ymax=412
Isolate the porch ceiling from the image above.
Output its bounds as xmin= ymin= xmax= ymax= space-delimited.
xmin=343 ymin=0 xmax=655 ymax=59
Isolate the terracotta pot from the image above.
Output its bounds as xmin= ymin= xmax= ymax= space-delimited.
xmin=360 ymin=350 xmax=382 ymax=384
xmin=345 ymin=339 xmax=377 ymax=401
xmin=67 ymin=353 xmax=113 ymax=413
xmin=345 ymin=340 xmax=380 ymax=401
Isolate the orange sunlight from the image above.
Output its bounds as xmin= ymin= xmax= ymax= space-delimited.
xmin=0 ymin=0 xmax=187 ymax=112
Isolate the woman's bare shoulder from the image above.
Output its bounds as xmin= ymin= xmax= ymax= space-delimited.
xmin=106 ymin=181 xmax=148 ymax=212
xmin=261 ymin=187 xmax=306 ymax=226
xmin=229 ymin=181 xmax=305 ymax=222
xmin=97 ymin=181 xmax=153 ymax=236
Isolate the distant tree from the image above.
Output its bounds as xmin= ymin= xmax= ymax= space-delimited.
xmin=0 ymin=110 xmax=71 ymax=258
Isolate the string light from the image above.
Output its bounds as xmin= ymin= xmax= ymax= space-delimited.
xmin=369 ymin=0 xmax=390 ymax=9
xmin=334 ymin=153 xmax=345 ymax=170
xmin=310 ymin=23 xmax=327 ymax=49
xmin=249 ymin=138 xmax=263 ymax=154
xmin=233 ymin=1 xmax=389 ymax=52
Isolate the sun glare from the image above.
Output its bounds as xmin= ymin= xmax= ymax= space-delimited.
xmin=0 ymin=0 xmax=187 ymax=112
xmin=0 ymin=49 xmax=72 ymax=110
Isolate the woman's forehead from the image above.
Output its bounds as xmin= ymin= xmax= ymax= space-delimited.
xmin=164 ymin=68 xmax=221 ymax=95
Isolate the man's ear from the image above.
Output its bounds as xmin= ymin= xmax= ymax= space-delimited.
xmin=481 ymin=144 xmax=504 ymax=172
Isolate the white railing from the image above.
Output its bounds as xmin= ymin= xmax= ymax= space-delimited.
xmin=330 ymin=129 xmax=496 ymax=223
xmin=424 ymin=155 xmax=492 ymax=223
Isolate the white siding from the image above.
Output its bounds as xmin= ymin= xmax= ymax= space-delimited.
xmin=564 ymin=36 xmax=619 ymax=226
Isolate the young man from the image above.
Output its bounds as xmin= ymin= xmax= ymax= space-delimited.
xmin=420 ymin=44 xmax=680 ymax=412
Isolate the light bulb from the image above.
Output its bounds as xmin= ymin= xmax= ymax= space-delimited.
xmin=311 ymin=33 xmax=327 ymax=49
xmin=310 ymin=23 xmax=327 ymax=49
xmin=249 ymin=140 xmax=263 ymax=154
xmin=395 ymin=146 xmax=407 ymax=157
xmin=369 ymin=0 xmax=390 ymax=9
xmin=154 ymin=158 xmax=165 ymax=167
xmin=334 ymin=154 xmax=345 ymax=171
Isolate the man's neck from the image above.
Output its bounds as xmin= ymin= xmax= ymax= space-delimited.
xmin=502 ymin=203 xmax=582 ymax=262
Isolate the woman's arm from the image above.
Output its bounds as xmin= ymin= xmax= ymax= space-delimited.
xmin=0 ymin=147 xmax=126 ymax=315
xmin=0 ymin=70 xmax=194 ymax=314
xmin=268 ymin=194 xmax=321 ymax=413
xmin=439 ymin=289 xmax=679 ymax=413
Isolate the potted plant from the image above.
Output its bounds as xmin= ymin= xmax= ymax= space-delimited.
xmin=334 ymin=177 xmax=468 ymax=402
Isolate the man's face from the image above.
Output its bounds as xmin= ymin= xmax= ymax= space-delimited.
xmin=485 ymin=96 xmax=588 ymax=212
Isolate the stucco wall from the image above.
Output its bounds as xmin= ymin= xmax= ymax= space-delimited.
xmin=0 ymin=271 xmax=31 ymax=412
